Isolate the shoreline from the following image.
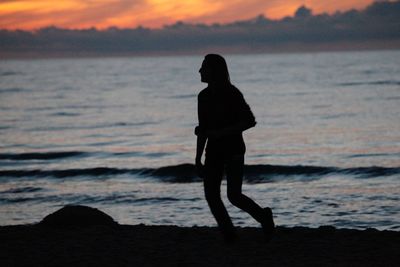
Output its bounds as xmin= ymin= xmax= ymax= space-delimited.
xmin=1 ymin=224 xmax=399 ymax=267
xmin=1 ymin=43 xmax=399 ymax=60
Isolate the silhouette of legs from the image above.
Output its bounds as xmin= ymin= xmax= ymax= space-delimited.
xmin=225 ymin=155 xmax=275 ymax=240
xmin=225 ymin=154 xmax=265 ymax=223
xmin=204 ymin=154 xmax=267 ymax=241
xmin=204 ymin=156 xmax=235 ymax=240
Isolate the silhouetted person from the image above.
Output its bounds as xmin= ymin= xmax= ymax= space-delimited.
xmin=195 ymin=54 xmax=275 ymax=242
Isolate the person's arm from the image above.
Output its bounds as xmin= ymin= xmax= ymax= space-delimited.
xmin=195 ymin=133 xmax=207 ymax=164
xmin=195 ymin=93 xmax=208 ymax=177
xmin=195 ymin=134 xmax=207 ymax=178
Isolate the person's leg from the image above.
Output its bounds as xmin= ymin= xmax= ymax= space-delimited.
xmin=226 ymin=154 xmax=275 ymax=240
xmin=225 ymin=154 xmax=265 ymax=223
xmin=204 ymin=156 xmax=235 ymax=239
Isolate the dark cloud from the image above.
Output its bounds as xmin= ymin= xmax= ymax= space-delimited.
xmin=1 ymin=0 xmax=399 ymax=57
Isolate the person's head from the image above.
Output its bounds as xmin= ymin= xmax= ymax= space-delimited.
xmin=199 ymin=54 xmax=231 ymax=85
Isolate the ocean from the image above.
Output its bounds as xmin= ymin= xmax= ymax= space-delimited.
xmin=0 ymin=50 xmax=399 ymax=230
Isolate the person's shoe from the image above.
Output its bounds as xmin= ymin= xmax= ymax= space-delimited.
xmin=261 ymin=207 xmax=275 ymax=241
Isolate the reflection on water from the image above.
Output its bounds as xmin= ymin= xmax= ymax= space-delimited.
xmin=0 ymin=173 xmax=399 ymax=230
xmin=0 ymin=50 xmax=399 ymax=228
xmin=1 ymin=51 xmax=399 ymax=169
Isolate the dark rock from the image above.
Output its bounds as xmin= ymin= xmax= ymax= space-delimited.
xmin=39 ymin=205 xmax=118 ymax=227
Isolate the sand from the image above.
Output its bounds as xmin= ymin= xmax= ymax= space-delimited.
xmin=1 ymin=224 xmax=399 ymax=267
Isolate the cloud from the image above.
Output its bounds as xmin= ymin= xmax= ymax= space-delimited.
xmin=182 ymin=0 xmax=347 ymax=23
xmin=0 ymin=0 xmax=146 ymax=29
xmin=0 ymin=0 xmax=377 ymax=29
xmin=0 ymin=0 xmax=399 ymax=56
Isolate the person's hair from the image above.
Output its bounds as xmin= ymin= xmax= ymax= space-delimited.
xmin=204 ymin=54 xmax=231 ymax=85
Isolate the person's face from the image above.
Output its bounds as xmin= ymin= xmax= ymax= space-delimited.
xmin=199 ymin=59 xmax=212 ymax=83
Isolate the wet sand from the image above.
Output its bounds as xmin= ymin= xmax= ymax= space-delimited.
xmin=1 ymin=224 xmax=399 ymax=267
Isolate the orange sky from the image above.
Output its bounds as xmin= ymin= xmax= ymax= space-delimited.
xmin=0 ymin=0 xmax=377 ymax=30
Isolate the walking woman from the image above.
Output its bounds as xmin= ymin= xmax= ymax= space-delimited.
xmin=195 ymin=54 xmax=275 ymax=242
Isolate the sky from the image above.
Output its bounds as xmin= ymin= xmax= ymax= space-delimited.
xmin=0 ymin=0 xmax=379 ymax=30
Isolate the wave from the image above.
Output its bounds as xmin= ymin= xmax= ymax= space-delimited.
xmin=0 ymin=186 xmax=43 ymax=194
xmin=0 ymin=164 xmax=399 ymax=182
xmin=0 ymin=71 xmax=21 ymax=76
xmin=169 ymin=94 xmax=196 ymax=99
xmin=0 ymin=151 xmax=86 ymax=160
xmin=347 ymin=153 xmax=400 ymax=158
xmin=0 ymin=150 xmax=177 ymax=161
xmin=337 ymin=80 xmax=400 ymax=87
xmin=49 ymin=112 xmax=81 ymax=117
xmin=28 ymin=121 xmax=157 ymax=132
xmin=0 ymin=87 xmax=29 ymax=94
xmin=0 ymin=192 xmax=201 ymax=205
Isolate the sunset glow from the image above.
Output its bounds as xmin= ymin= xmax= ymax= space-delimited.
xmin=0 ymin=0 xmax=377 ymax=30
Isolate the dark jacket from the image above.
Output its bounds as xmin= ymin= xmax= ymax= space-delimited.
xmin=196 ymin=85 xmax=256 ymax=157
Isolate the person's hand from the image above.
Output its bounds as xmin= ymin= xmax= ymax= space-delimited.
xmin=194 ymin=126 xmax=206 ymax=136
xmin=194 ymin=126 xmax=200 ymax=136
xmin=195 ymin=159 xmax=205 ymax=178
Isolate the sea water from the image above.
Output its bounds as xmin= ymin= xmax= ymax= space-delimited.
xmin=0 ymin=50 xmax=399 ymax=230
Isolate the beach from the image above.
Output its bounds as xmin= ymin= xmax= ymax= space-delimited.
xmin=1 ymin=223 xmax=399 ymax=267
